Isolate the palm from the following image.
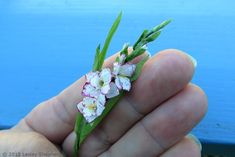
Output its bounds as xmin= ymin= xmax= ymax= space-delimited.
xmin=0 ymin=49 xmax=207 ymax=157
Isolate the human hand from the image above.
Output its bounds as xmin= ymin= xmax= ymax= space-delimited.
xmin=0 ymin=49 xmax=207 ymax=157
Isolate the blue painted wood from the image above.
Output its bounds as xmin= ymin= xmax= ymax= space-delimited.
xmin=1 ymin=0 xmax=235 ymax=147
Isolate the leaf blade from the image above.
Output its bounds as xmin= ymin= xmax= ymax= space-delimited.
xmin=98 ymin=12 xmax=122 ymax=70
xmin=73 ymin=113 xmax=84 ymax=157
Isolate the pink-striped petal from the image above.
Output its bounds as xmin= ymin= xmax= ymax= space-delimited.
xmin=85 ymin=72 xmax=98 ymax=83
xmin=100 ymin=68 xmax=112 ymax=84
xmin=82 ymin=84 xmax=100 ymax=97
xmin=119 ymin=76 xmax=131 ymax=91
xmin=119 ymin=64 xmax=136 ymax=77
xmin=96 ymin=102 xmax=105 ymax=116
xmin=77 ymin=101 xmax=85 ymax=114
xmin=98 ymin=94 xmax=106 ymax=105
xmin=106 ymin=82 xmax=120 ymax=98
xmin=101 ymin=84 xmax=111 ymax=94
xmin=115 ymin=77 xmax=122 ymax=90
xmin=90 ymin=74 xmax=101 ymax=89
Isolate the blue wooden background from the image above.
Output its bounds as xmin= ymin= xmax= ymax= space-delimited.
xmin=0 ymin=0 xmax=235 ymax=149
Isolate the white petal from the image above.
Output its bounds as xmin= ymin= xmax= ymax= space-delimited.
xmin=101 ymin=84 xmax=111 ymax=94
xmin=119 ymin=76 xmax=131 ymax=91
xmin=113 ymin=62 xmax=120 ymax=76
xmin=83 ymin=97 xmax=97 ymax=116
xmin=82 ymin=84 xmax=100 ymax=97
xmin=106 ymin=82 xmax=120 ymax=98
xmin=85 ymin=72 xmax=98 ymax=83
xmin=90 ymin=73 xmax=101 ymax=89
xmin=98 ymin=94 xmax=106 ymax=105
xmin=100 ymin=68 xmax=112 ymax=84
xmin=115 ymin=77 xmax=122 ymax=90
xmin=96 ymin=102 xmax=105 ymax=116
xmin=77 ymin=101 xmax=85 ymax=114
xmin=85 ymin=115 xmax=97 ymax=123
xmin=83 ymin=97 xmax=95 ymax=105
xmin=83 ymin=107 xmax=96 ymax=117
xmin=119 ymin=64 xmax=136 ymax=77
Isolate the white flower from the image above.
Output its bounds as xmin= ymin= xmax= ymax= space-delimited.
xmin=77 ymin=96 xmax=105 ymax=123
xmin=113 ymin=62 xmax=136 ymax=91
xmin=89 ymin=68 xmax=112 ymax=94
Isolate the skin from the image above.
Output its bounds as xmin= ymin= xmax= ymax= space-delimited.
xmin=0 ymin=49 xmax=208 ymax=157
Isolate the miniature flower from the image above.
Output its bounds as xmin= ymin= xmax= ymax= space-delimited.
xmin=77 ymin=96 xmax=105 ymax=123
xmin=82 ymin=83 xmax=100 ymax=98
xmin=89 ymin=68 xmax=112 ymax=94
xmin=113 ymin=62 xmax=136 ymax=91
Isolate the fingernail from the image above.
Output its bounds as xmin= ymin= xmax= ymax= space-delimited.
xmin=187 ymin=134 xmax=202 ymax=151
xmin=186 ymin=53 xmax=197 ymax=68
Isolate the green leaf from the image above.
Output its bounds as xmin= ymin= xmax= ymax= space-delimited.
xmin=131 ymin=55 xmax=149 ymax=81
xmin=152 ymin=19 xmax=172 ymax=33
xmin=132 ymin=19 xmax=171 ymax=51
xmin=73 ymin=113 xmax=84 ymax=157
xmin=115 ymin=56 xmax=120 ymax=62
xmin=79 ymin=118 xmax=88 ymax=146
xmin=145 ymin=31 xmax=161 ymax=43
xmin=120 ymin=43 xmax=129 ymax=56
xmin=133 ymin=29 xmax=148 ymax=49
xmin=97 ymin=12 xmax=122 ymax=70
xmin=92 ymin=44 xmax=101 ymax=71
xmin=125 ymin=47 xmax=146 ymax=62
xmin=79 ymin=92 xmax=125 ymax=146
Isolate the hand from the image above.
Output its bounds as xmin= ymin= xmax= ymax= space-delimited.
xmin=0 ymin=49 xmax=207 ymax=157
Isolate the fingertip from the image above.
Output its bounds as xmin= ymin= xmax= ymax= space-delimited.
xmin=187 ymin=83 xmax=208 ymax=120
xmin=187 ymin=134 xmax=202 ymax=152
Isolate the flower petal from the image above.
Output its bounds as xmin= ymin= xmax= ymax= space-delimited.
xmin=119 ymin=64 xmax=136 ymax=77
xmin=85 ymin=72 xmax=98 ymax=83
xmin=96 ymin=102 xmax=105 ymax=116
xmin=90 ymin=73 xmax=101 ymax=89
xmin=82 ymin=97 xmax=97 ymax=117
xmin=98 ymin=94 xmax=106 ymax=105
xmin=106 ymin=82 xmax=120 ymax=98
xmin=113 ymin=62 xmax=120 ymax=76
xmin=101 ymin=84 xmax=111 ymax=94
xmin=119 ymin=76 xmax=131 ymax=91
xmin=115 ymin=77 xmax=122 ymax=90
xmin=83 ymin=97 xmax=95 ymax=106
xmin=82 ymin=83 xmax=100 ymax=97
xmin=77 ymin=101 xmax=85 ymax=114
xmin=100 ymin=68 xmax=112 ymax=84
xmin=85 ymin=115 xmax=97 ymax=123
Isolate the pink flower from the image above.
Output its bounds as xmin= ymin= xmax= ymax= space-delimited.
xmin=77 ymin=96 xmax=105 ymax=123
